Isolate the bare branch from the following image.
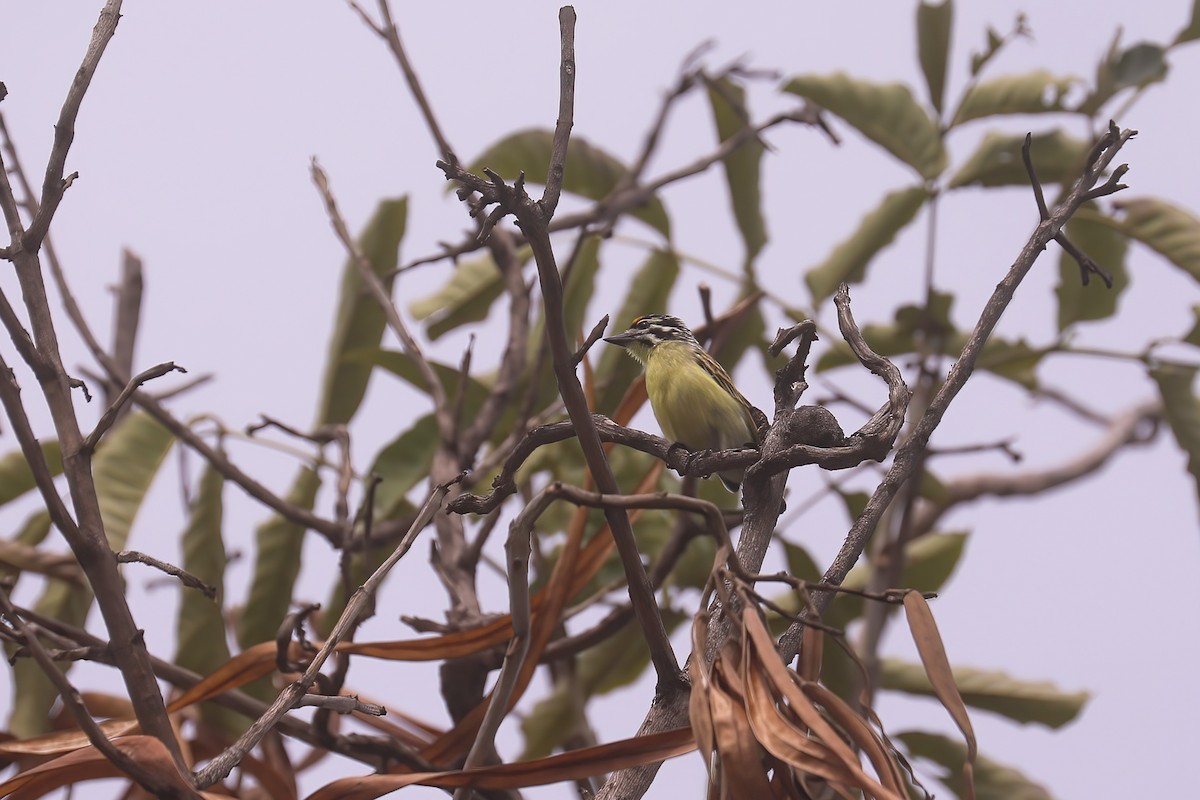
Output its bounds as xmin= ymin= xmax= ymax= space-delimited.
xmin=0 ymin=590 xmax=199 ymax=799
xmin=194 ymin=474 xmax=461 ymax=789
xmin=117 ymin=550 xmax=216 ymax=599
xmin=82 ymin=361 xmax=186 ymax=452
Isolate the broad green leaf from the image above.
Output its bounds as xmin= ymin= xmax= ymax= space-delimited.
xmin=319 ymin=537 xmax=392 ymax=639
xmin=580 ymin=611 xmax=688 ymax=696
xmin=969 ymin=25 xmax=1006 ymax=77
xmin=950 ymin=70 xmax=1077 ymax=126
xmin=1183 ymin=305 xmax=1200 ymax=347
xmin=1176 ymin=0 xmax=1200 ymax=44
xmin=836 ymin=489 xmax=871 ymax=522
xmin=917 ymin=1 xmax=954 ymax=114
xmin=236 ymin=467 xmax=321 ymax=659
xmin=1055 ymin=209 xmax=1129 ymax=330
xmin=0 ymin=510 xmax=54 ymax=589
xmin=520 ymin=682 xmax=587 ymax=761
xmin=521 ymin=610 xmax=687 ymax=759
xmin=973 ymin=338 xmax=1046 ymax=390
xmin=1150 ymin=365 xmax=1200 ymax=508
xmin=780 ymin=539 xmax=822 ymax=583
xmin=816 ymin=292 xmax=1046 ymax=389
xmin=782 ymin=74 xmax=946 ymax=178
xmin=1109 ymin=197 xmax=1200 ymax=283
xmin=10 ymin=413 xmax=174 ymax=737
xmin=836 ymin=532 xmax=968 ymax=623
xmin=710 ymin=282 xmax=767 ymax=376
xmin=948 ymin=129 xmax=1088 ymax=189
xmin=175 ymin=464 xmax=241 ymax=738
xmin=898 ymin=731 xmax=1053 ymax=800
xmin=706 ymin=77 xmax=767 ymax=263
xmin=884 ymin=661 xmax=1088 ymax=727
xmin=0 ymin=441 xmax=61 ymax=508
xmin=805 ymin=186 xmax=929 ymax=305
xmin=462 ymin=129 xmax=671 ymax=237
xmin=1079 ymin=39 xmax=1170 ymax=116
xmin=408 ymin=248 xmax=530 ymax=341
xmin=344 ymin=348 xmax=492 ymax=413
xmin=526 ymin=235 xmax=603 ymax=412
xmin=1112 ymin=42 xmax=1169 ymax=88
xmin=365 ymin=414 xmax=439 ymax=522
xmin=594 ymin=249 xmax=680 ymax=413
xmin=316 ymin=198 xmax=408 ymax=425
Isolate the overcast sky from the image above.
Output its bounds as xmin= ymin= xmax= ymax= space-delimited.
xmin=3 ymin=2 xmax=1200 ymax=798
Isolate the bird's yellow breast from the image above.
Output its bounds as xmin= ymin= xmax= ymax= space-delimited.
xmin=643 ymin=342 xmax=755 ymax=451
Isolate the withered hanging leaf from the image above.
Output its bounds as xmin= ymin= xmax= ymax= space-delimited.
xmin=902 ymin=592 xmax=977 ymax=791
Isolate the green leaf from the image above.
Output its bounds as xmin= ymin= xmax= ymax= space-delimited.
xmin=1055 ymin=209 xmax=1129 ymax=330
xmin=1112 ymin=42 xmax=1169 ymax=87
xmin=344 ymin=348 xmax=492 ymax=412
xmin=1176 ymin=0 xmax=1200 ymax=44
xmin=0 ymin=440 xmax=61 ymax=508
xmin=884 ymin=661 xmax=1088 ymax=727
xmin=917 ymin=1 xmax=954 ymax=114
xmin=9 ymin=413 xmax=174 ymax=737
xmin=521 ymin=610 xmax=687 ymax=759
xmin=1150 ymin=365 xmax=1200 ymax=508
xmin=365 ymin=414 xmax=439 ymax=522
xmin=409 ymin=249 xmax=529 ymax=341
xmin=948 ymin=128 xmax=1088 ymax=189
xmin=463 ymin=129 xmax=671 ymax=237
xmin=316 ymin=197 xmax=408 ymax=425
xmin=526 ymin=234 xmax=603 ymax=412
xmin=1109 ymin=197 xmax=1200 ymax=283
xmin=236 ymin=467 xmax=322 ymax=658
xmin=520 ymin=682 xmax=587 ymax=761
xmin=804 ymin=186 xmax=929 ymax=305
xmin=816 ymin=291 xmax=1046 ymax=389
xmin=836 ymin=532 xmax=968 ymax=623
xmin=1183 ymin=305 xmax=1200 ymax=347
xmin=782 ymin=73 xmax=947 ymax=179
xmin=898 ymin=731 xmax=1053 ymax=800
xmin=969 ymin=25 xmax=1006 ymax=77
xmin=175 ymin=464 xmax=242 ymax=738
xmin=1079 ymin=39 xmax=1170 ymax=116
xmin=780 ymin=539 xmax=822 ymax=582
xmin=951 ymin=70 xmax=1077 ymax=126
xmin=594 ymin=249 xmax=681 ymax=413
xmin=706 ymin=77 xmax=767 ymax=263
xmin=319 ymin=538 xmax=392 ymax=639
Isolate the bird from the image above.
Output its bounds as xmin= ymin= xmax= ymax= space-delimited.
xmin=603 ymin=314 xmax=763 ymax=492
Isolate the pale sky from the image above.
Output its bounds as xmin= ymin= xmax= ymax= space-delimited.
xmin=3 ymin=2 xmax=1199 ymax=798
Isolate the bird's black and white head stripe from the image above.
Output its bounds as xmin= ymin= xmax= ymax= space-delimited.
xmin=624 ymin=314 xmax=699 ymax=346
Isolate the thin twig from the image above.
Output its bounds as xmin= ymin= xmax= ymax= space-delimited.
xmin=778 ymin=125 xmax=1137 ymax=660
xmin=82 ymin=361 xmax=186 ymax=452
xmin=0 ymin=589 xmax=197 ymax=798
xmin=193 ymin=474 xmax=461 ymax=788
xmin=117 ymin=550 xmax=216 ymax=599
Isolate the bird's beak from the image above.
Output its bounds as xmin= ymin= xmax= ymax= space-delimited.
xmin=603 ymin=331 xmax=635 ymax=347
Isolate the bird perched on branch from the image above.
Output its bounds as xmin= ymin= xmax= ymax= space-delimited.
xmin=604 ymin=314 xmax=764 ymax=492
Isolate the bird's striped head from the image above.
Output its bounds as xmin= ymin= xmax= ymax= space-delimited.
xmin=604 ymin=314 xmax=699 ymax=351
xmin=603 ymin=314 xmax=699 ymax=365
